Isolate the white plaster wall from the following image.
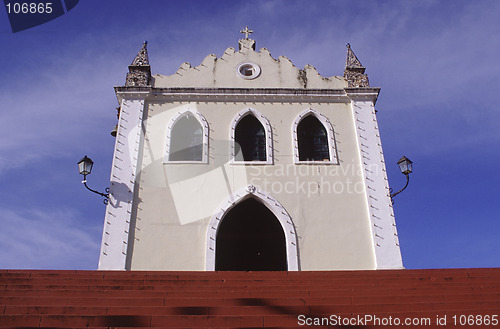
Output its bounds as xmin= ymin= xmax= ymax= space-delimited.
xmin=128 ymin=100 xmax=376 ymax=271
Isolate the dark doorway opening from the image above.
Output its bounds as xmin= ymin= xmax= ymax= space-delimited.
xmin=215 ymin=198 xmax=287 ymax=271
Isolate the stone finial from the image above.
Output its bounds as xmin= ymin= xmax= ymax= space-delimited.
xmin=345 ymin=43 xmax=365 ymax=70
xmin=238 ymin=38 xmax=256 ymax=51
xmin=343 ymin=43 xmax=369 ymax=88
xmin=125 ymin=41 xmax=151 ymax=87
xmin=131 ymin=41 xmax=149 ymax=66
xmin=238 ymin=26 xmax=256 ymax=51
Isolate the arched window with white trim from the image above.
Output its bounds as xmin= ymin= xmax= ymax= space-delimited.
xmin=164 ymin=108 xmax=209 ymax=163
xmin=231 ymin=108 xmax=273 ymax=164
xmin=235 ymin=115 xmax=266 ymax=161
xmin=293 ymin=109 xmax=337 ymax=164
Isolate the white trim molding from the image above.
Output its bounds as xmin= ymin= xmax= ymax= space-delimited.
xmin=98 ymin=96 xmax=146 ymax=270
xmin=115 ymin=86 xmax=380 ymax=103
xmin=206 ymin=185 xmax=299 ymax=271
xmin=292 ymin=108 xmax=338 ymax=164
xmin=230 ymin=107 xmax=273 ymax=165
xmin=163 ymin=107 xmax=209 ymax=164
xmin=347 ymin=90 xmax=403 ymax=269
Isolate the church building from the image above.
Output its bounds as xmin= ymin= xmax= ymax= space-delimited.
xmin=98 ymin=28 xmax=403 ymax=271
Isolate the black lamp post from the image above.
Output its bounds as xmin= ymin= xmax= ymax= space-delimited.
xmin=78 ymin=155 xmax=109 ymax=204
xmin=390 ymin=156 xmax=413 ymax=205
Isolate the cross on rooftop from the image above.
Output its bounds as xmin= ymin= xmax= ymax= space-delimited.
xmin=240 ymin=26 xmax=253 ymax=39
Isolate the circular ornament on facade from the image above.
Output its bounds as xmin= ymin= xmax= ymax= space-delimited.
xmin=236 ymin=62 xmax=261 ymax=80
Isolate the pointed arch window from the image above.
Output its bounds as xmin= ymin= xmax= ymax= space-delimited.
xmin=235 ymin=115 xmax=266 ymax=161
xmin=293 ymin=109 xmax=338 ymax=164
xmin=231 ymin=108 xmax=273 ymax=164
xmin=298 ymin=116 xmax=329 ymax=161
xmin=164 ymin=108 xmax=209 ymax=163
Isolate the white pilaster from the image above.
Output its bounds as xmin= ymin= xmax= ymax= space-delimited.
xmin=347 ymin=89 xmax=403 ymax=269
xmin=98 ymin=92 xmax=147 ymax=270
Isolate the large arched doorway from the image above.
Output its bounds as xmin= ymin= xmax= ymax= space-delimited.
xmin=215 ymin=198 xmax=287 ymax=271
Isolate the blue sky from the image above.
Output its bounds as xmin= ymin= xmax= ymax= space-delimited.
xmin=0 ymin=0 xmax=499 ymax=270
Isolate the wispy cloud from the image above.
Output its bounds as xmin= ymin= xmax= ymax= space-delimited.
xmin=0 ymin=45 xmax=127 ymax=172
xmin=0 ymin=208 xmax=101 ymax=269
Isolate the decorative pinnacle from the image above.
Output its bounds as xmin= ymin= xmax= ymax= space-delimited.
xmin=345 ymin=43 xmax=365 ymax=71
xmin=125 ymin=41 xmax=151 ymax=87
xmin=130 ymin=41 xmax=149 ymax=66
xmin=344 ymin=43 xmax=369 ymax=87
xmin=240 ymin=26 xmax=253 ymax=40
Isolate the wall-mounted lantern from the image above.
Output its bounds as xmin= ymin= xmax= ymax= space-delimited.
xmin=390 ymin=156 xmax=413 ymax=204
xmin=77 ymin=155 xmax=109 ymax=204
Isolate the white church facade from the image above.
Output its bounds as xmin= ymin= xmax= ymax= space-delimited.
xmin=98 ymin=30 xmax=403 ymax=271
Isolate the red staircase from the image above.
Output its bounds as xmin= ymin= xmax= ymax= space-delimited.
xmin=1 ymin=268 xmax=499 ymax=328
